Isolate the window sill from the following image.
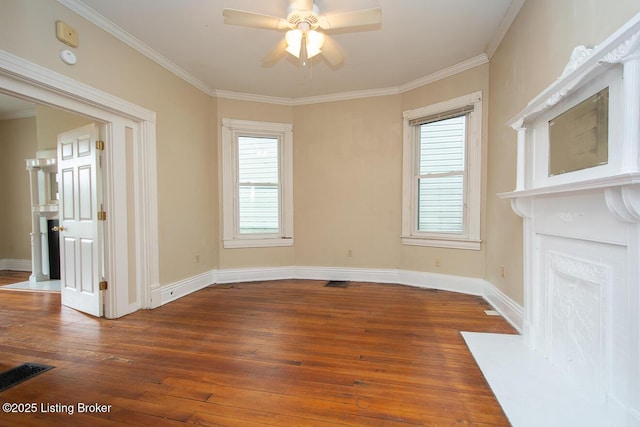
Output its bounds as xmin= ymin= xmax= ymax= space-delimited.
xmin=223 ymin=237 xmax=294 ymax=249
xmin=401 ymin=236 xmax=481 ymax=250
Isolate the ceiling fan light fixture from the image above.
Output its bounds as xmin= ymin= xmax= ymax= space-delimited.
xmin=285 ymin=29 xmax=303 ymax=58
xmin=285 ymin=28 xmax=324 ymax=61
xmin=306 ymin=30 xmax=324 ymax=58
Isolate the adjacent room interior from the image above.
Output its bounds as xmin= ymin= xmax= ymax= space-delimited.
xmin=1 ymin=0 xmax=639 ymax=425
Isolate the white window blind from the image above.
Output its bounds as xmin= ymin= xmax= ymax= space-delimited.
xmin=416 ymin=115 xmax=466 ymax=233
xmin=237 ymin=136 xmax=280 ymax=234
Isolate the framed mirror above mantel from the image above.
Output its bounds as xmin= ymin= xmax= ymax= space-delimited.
xmin=498 ymin=13 xmax=640 ymax=423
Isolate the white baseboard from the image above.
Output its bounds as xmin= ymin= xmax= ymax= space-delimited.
xmin=0 ymin=259 xmax=31 ymax=271
xmin=158 ymin=270 xmax=216 ymax=306
xmin=482 ymin=280 xmax=524 ymax=333
xmin=216 ymin=266 xmax=296 ymax=284
xmin=159 ymin=265 xmax=503 ymax=312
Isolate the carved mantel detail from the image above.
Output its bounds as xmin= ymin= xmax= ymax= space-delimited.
xmin=604 ymin=184 xmax=640 ymax=223
xmin=600 ymin=31 xmax=640 ymax=64
xmin=498 ymin=13 xmax=640 ymax=422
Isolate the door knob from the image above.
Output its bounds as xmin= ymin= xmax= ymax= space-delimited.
xmin=51 ymin=225 xmax=65 ymax=232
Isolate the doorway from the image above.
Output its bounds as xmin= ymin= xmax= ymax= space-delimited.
xmin=0 ymin=50 xmax=158 ymax=318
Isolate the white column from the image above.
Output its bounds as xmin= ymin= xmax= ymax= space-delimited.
xmin=511 ymin=118 xmax=526 ymax=191
xmin=26 ymin=165 xmax=46 ymax=282
xmin=621 ymin=54 xmax=640 ymax=172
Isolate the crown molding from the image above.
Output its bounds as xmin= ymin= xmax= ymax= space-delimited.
xmin=57 ymin=0 xmax=213 ymax=96
xmin=214 ymin=89 xmax=294 ymax=106
xmin=292 ymin=86 xmax=400 ymax=105
xmin=398 ymin=54 xmax=489 ymax=94
xmin=217 ymin=84 xmax=401 ymax=107
xmin=485 ymin=0 xmax=526 ymax=58
xmin=216 ymin=57 xmax=489 ymax=106
xmin=59 ymin=0 xmax=496 ymax=106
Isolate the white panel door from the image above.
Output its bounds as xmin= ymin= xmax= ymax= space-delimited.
xmin=58 ymin=123 xmax=103 ymax=317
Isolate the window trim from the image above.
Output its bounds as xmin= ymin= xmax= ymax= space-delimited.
xmin=401 ymin=91 xmax=482 ymax=250
xmin=221 ymin=118 xmax=294 ymax=248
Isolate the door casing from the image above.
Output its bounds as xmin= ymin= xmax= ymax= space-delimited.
xmin=0 ymin=50 xmax=159 ymax=318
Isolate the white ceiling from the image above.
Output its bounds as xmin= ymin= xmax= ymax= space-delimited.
xmin=60 ymin=0 xmax=521 ymax=101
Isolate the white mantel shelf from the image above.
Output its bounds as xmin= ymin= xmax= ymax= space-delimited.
xmin=499 ymin=172 xmax=640 ymax=198
xmin=487 ymin=12 xmax=640 ymax=427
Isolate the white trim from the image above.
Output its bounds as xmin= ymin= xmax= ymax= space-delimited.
xmin=159 ymin=266 xmax=492 ymax=305
xmin=216 ymin=57 xmax=489 ymax=106
xmin=482 ymin=280 xmax=525 ymax=333
xmin=507 ymin=11 xmax=640 ymax=128
xmin=401 ymin=237 xmax=481 ymax=250
xmin=0 ymin=259 xmax=32 ymax=271
xmin=159 ymin=270 xmax=216 ymax=305
xmin=398 ymin=54 xmax=489 ymax=94
xmin=0 ymin=50 xmax=154 ymax=122
xmin=57 ymin=0 xmax=212 ymax=96
xmin=223 ymin=238 xmax=294 ymax=249
xmin=292 ymin=86 xmax=400 ymax=106
xmin=401 ymin=91 xmax=483 ymax=249
xmin=157 ymin=266 xmax=525 ymax=337
xmin=221 ymin=118 xmax=294 ymax=248
xmin=216 ymin=266 xmax=296 ymax=284
xmin=0 ymin=49 xmax=158 ymax=319
xmin=56 ymin=0 xmax=491 ymax=107
xmin=215 ymin=90 xmax=294 ymax=106
xmin=484 ymin=0 xmax=526 ymax=58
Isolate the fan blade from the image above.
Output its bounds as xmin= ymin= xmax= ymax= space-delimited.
xmin=318 ymin=8 xmax=382 ymax=30
xmin=261 ymin=38 xmax=288 ymax=66
xmin=223 ymin=9 xmax=290 ymax=30
xmin=321 ymin=36 xmax=344 ymax=67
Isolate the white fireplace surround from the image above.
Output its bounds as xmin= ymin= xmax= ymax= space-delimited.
xmin=500 ymin=13 xmax=640 ymax=425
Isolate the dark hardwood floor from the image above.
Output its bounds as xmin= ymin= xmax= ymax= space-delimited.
xmin=0 ymin=279 xmax=517 ymax=426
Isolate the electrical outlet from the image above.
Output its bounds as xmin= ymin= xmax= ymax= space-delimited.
xmin=435 ymin=258 xmax=440 ymax=267
xmin=195 ymin=255 xmax=200 ymax=263
xmin=500 ymin=265 xmax=505 ymax=278
xmin=347 ymin=249 xmax=353 ymax=257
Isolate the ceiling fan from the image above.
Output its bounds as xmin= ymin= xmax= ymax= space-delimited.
xmin=222 ymin=0 xmax=382 ymax=68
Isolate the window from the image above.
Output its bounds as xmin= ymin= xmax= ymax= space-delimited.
xmin=402 ymin=91 xmax=482 ymax=250
xmin=222 ymin=118 xmax=293 ymax=248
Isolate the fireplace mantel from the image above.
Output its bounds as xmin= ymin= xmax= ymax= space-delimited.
xmin=499 ymin=13 xmax=640 ymax=425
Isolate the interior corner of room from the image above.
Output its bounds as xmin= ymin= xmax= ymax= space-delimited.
xmin=1 ymin=0 xmax=640 ymax=425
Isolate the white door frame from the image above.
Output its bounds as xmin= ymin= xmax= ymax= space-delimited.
xmin=0 ymin=49 xmax=159 ymax=318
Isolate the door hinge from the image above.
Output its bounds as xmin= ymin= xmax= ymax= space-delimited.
xmin=98 ymin=211 xmax=107 ymax=221
xmin=99 ymin=281 xmax=108 ymax=291
xmin=96 ymin=140 xmax=105 ymax=151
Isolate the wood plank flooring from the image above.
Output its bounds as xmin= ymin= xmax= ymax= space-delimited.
xmin=0 ymin=270 xmax=31 ymax=286
xmin=0 ymin=279 xmax=517 ymax=426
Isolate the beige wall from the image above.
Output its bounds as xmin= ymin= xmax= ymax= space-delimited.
xmin=400 ymin=64 xmax=490 ymax=278
xmin=2 ymin=0 xmax=638 ymax=305
xmin=486 ymin=0 xmax=640 ymax=305
xmin=215 ymin=98 xmax=296 ymax=268
xmin=0 ymin=0 xmax=217 ymax=284
xmin=0 ymin=105 xmax=101 ymax=264
xmin=293 ymin=96 xmax=402 ymax=269
xmin=0 ymin=117 xmax=37 ymax=260
xmin=215 ymin=65 xmax=489 ymax=279
xmin=35 ymin=105 xmax=92 ymax=151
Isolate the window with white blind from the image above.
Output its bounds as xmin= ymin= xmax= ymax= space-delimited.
xmin=402 ymin=92 xmax=482 ymax=250
xmin=222 ymin=118 xmax=293 ymax=248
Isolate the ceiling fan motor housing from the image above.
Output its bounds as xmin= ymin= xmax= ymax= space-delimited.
xmin=287 ymin=4 xmax=321 ymax=31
